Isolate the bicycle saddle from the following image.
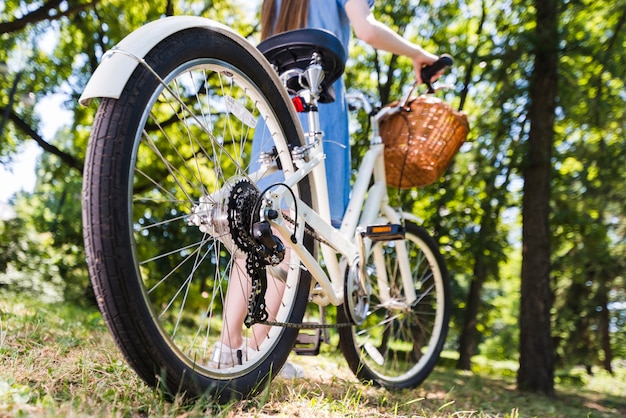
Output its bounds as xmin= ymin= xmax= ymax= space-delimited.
xmin=257 ymin=28 xmax=346 ymax=103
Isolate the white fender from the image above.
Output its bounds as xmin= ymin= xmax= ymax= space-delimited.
xmin=80 ymin=16 xmax=264 ymax=106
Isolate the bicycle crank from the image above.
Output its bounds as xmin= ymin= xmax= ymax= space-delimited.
xmin=344 ymin=258 xmax=371 ymax=325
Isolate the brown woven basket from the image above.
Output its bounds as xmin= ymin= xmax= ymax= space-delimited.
xmin=379 ymin=95 xmax=469 ymax=189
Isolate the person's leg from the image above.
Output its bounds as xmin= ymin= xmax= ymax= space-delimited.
xmin=250 ymin=267 xmax=286 ymax=349
xmin=220 ymin=257 xmax=250 ymax=350
xmin=219 ymin=249 xmax=288 ymax=352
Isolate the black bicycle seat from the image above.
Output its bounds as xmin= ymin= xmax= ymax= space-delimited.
xmin=257 ymin=28 xmax=346 ymax=103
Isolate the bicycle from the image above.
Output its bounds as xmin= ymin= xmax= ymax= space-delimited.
xmin=80 ymin=16 xmax=451 ymax=402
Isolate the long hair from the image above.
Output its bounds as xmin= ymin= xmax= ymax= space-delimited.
xmin=261 ymin=0 xmax=310 ymax=40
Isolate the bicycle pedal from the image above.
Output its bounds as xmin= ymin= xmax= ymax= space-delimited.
xmin=362 ymin=224 xmax=405 ymax=241
xmin=292 ymin=325 xmax=323 ymax=356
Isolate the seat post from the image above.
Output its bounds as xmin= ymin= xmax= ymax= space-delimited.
xmin=302 ymin=53 xmax=324 ymax=146
xmin=303 ymin=52 xmax=325 ymax=101
xmin=305 ymin=100 xmax=323 ymax=146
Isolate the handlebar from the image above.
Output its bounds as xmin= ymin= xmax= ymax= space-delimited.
xmin=347 ymin=53 xmax=455 ymax=144
xmin=421 ymin=54 xmax=454 ymax=94
xmin=398 ymin=53 xmax=454 ymax=106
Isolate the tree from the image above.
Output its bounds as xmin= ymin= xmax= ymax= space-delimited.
xmin=450 ymin=0 xmax=526 ymax=370
xmin=518 ymin=0 xmax=558 ymax=396
xmin=549 ymin=0 xmax=626 ymax=374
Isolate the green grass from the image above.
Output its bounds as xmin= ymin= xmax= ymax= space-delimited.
xmin=1 ymin=292 xmax=624 ymax=417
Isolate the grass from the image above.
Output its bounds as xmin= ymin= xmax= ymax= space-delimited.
xmin=1 ymin=293 xmax=625 ymax=417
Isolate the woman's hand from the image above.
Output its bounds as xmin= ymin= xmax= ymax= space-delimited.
xmin=410 ymin=48 xmax=441 ymax=85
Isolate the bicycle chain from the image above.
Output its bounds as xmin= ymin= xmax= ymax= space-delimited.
xmin=251 ymin=213 xmax=354 ymax=329
xmin=258 ymin=319 xmax=354 ymax=329
xmin=244 ymin=250 xmax=354 ymax=329
xmin=226 ymin=180 xmax=270 ymax=327
xmin=282 ymin=213 xmax=338 ymax=252
xmin=244 ymin=251 xmax=269 ymax=327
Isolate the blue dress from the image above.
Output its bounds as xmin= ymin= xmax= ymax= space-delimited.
xmin=257 ymin=0 xmax=374 ymax=225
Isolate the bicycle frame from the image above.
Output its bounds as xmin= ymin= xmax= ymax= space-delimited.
xmin=253 ymin=87 xmax=420 ymax=311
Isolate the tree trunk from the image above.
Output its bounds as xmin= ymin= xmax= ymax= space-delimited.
xmin=517 ymin=0 xmax=558 ymax=397
xmin=598 ymin=281 xmax=614 ymax=374
xmin=456 ymin=256 xmax=486 ymax=370
xmin=457 ymin=209 xmax=496 ymax=370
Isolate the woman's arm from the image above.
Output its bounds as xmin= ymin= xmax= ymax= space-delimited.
xmin=345 ymin=0 xmax=440 ymax=84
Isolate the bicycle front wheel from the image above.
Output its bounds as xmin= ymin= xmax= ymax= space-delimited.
xmin=338 ymin=221 xmax=450 ymax=389
xmin=82 ymin=28 xmax=311 ymax=401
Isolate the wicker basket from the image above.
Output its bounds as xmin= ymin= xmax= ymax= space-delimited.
xmin=379 ymin=95 xmax=469 ymax=189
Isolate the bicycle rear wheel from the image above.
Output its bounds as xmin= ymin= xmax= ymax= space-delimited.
xmin=338 ymin=221 xmax=450 ymax=388
xmin=82 ymin=28 xmax=311 ymax=401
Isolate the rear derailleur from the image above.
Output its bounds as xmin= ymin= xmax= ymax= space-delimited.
xmin=226 ymin=180 xmax=285 ymax=327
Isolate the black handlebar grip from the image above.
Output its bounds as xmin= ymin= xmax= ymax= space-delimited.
xmin=421 ymin=54 xmax=454 ymax=93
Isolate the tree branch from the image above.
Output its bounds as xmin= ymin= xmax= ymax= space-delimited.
xmin=1 ymin=107 xmax=83 ymax=173
xmin=459 ymin=0 xmax=487 ymax=111
xmin=0 ymin=0 xmax=100 ymax=35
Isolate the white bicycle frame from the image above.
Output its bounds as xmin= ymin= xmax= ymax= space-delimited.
xmin=257 ymin=85 xmax=420 ymax=310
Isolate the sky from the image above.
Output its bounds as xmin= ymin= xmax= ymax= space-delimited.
xmin=0 ymin=142 xmax=39 ymax=202
xmin=0 ymin=93 xmax=72 ymax=205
